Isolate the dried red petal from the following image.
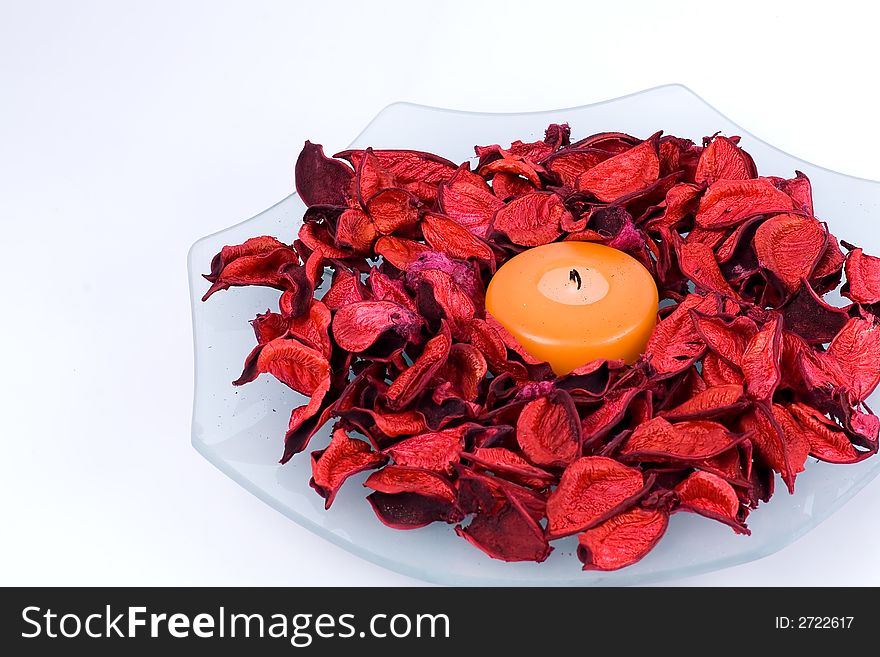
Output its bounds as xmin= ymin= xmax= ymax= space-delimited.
xmin=772 ymin=171 xmax=813 ymax=215
xmin=576 ymin=136 xmax=660 ymax=202
xmin=354 ymin=149 xmax=397 ymax=205
xmin=310 ymin=427 xmax=386 ymax=508
xmin=738 ymin=404 xmax=809 ymax=493
xmin=202 ymin=237 xmax=299 ymax=300
xmin=364 ymin=466 xmax=461 ymax=529
xmin=479 ymin=157 xmax=543 ymax=187
xmin=702 ymin=352 xmax=744 ymax=386
xmin=824 ymin=317 xmax=880 ymax=402
xmin=691 ymin=314 xmax=757 ymax=368
xmin=844 ymin=247 xmax=880 ymax=304
xmin=546 ymin=456 xmax=646 ymax=538
xmin=788 ymin=402 xmax=862 ymax=464
xmin=753 ymin=214 xmax=826 ymax=293
xmin=695 ymin=135 xmax=756 ymax=185
xmin=248 ymin=336 xmax=330 ymax=396
xmin=288 ymin=299 xmax=332 ymax=359
xmin=321 ymin=269 xmax=366 ymax=310
xmin=383 ymin=426 xmax=467 ymax=473
xmin=621 ymin=417 xmax=743 ymax=462
xmin=741 ymin=314 xmax=782 ymax=401
xmin=516 ymin=391 xmax=582 ymax=468
xmin=366 ymin=188 xmax=419 ymax=235
xmin=338 ymin=148 xmax=456 ymax=203
xmin=422 ymin=212 xmax=496 ymax=269
xmin=298 ymin=222 xmax=351 ymax=259
xmin=661 ymin=384 xmax=746 ymax=422
xmin=678 ymin=241 xmax=737 ymax=298
xmin=438 ymin=166 xmax=504 ymax=237
xmin=385 ymin=325 xmax=452 ymax=410
xmin=332 ymin=300 xmax=421 ymax=353
xmin=490 ymin=191 xmax=569 ymax=246
xmin=434 ymin=343 xmax=487 ymax=401
xmin=781 ymin=282 xmax=850 ymax=344
xmin=491 ymin=172 xmax=535 ymax=200
xmin=294 ymin=141 xmax=353 ymax=207
xmin=335 ymin=207 xmax=377 ymax=254
xmin=374 ymin=236 xmax=431 ymax=270
xmin=465 ymin=447 xmax=555 ymax=489
xmin=695 ymin=178 xmax=795 ymax=229
xmin=545 ymin=148 xmax=609 ymax=188
xmin=577 ymin=507 xmax=668 ymax=571
xmin=455 ymin=490 xmax=552 ymax=563
xmin=644 ymin=294 xmax=713 ymax=377
xmin=581 ymin=386 xmax=641 ymax=445
xmin=674 ymin=471 xmax=748 ymax=534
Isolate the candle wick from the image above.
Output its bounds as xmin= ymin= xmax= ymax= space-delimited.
xmin=569 ymin=268 xmax=582 ymax=290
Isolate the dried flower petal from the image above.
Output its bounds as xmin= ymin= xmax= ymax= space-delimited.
xmin=310 ymin=427 xmax=386 ymax=508
xmin=516 ymin=390 xmax=582 ymax=468
xmin=674 ymin=471 xmax=748 ymax=534
xmin=695 ymin=178 xmax=794 ymax=229
xmin=577 ymin=507 xmax=668 ymax=571
xmin=621 ymin=417 xmax=743 ymax=462
xmin=753 ymin=214 xmax=826 ymax=293
xmin=490 ymin=191 xmax=569 ymax=246
xmin=546 ymin=456 xmax=646 ymax=538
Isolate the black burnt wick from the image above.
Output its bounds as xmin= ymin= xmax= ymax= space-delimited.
xmin=569 ymin=268 xmax=582 ymax=290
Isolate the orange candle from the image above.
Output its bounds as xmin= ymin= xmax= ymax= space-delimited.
xmin=485 ymin=242 xmax=658 ymax=375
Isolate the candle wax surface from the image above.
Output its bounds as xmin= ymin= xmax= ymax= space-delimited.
xmin=485 ymin=242 xmax=659 ymax=375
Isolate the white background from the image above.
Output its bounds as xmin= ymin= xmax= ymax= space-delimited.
xmin=3 ymin=0 xmax=880 ymax=586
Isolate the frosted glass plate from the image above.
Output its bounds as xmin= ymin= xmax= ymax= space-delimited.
xmin=188 ymin=84 xmax=880 ymax=586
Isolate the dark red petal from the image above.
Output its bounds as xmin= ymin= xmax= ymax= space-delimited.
xmin=364 ymin=465 xmax=461 ymax=529
xmin=294 ymin=141 xmax=353 ymax=207
xmin=781 ymin=281 xmax=850 ymax=344
xmin=546 ymin=456 xmax=645 ymax=538
xmin=577 ymin=507 xmax=668 ymax=571
xmin=455 ymin=490 xmax=552 ymax=563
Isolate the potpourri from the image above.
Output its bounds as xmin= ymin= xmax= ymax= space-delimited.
xmin=203 ymin=126 xmax=880 ymax=570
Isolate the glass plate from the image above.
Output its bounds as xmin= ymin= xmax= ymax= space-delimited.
xmin=187 ymin=84 xmax=880 ymax=586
